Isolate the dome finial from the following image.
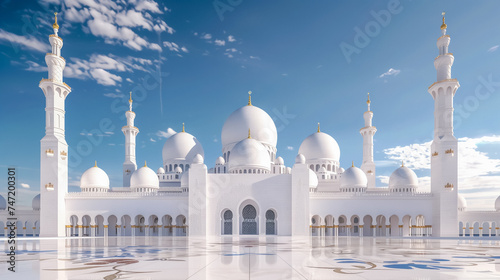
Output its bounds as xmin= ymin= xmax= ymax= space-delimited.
xmin=247 ymin=91 xmax=252 ymax=106
xmin=182 ymin=122 xmax=185 ymax=132
xmin=401 ymin=160 xmax=404 ymax=167
xmin=94 ymin=160 xmax=97 ymax=167
xmin=129 ymin=91 xmax=133 ymax=111
xmin=144 ymin=161 xmax=147 ymax=167
xmin=352 ymin=161 xmax=354 ymax=167
xmin=441 ymin=11 xmax=447 ymax=30
xmin=248 ymin=128 xmax=252 ymax=139
xmin=53 ymin=12 xmax=59 ymax=29
xmin=367 ymin=92 xmax=371 ymax=104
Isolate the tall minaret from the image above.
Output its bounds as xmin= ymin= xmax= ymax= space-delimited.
xmin=360 ymin=93 xmax=377 ymax=188
xmin=122 ymin=92 xmax=139 ymax=187
xmin=428 ymin=12 xmax=459 ymax=237
xmin=39 ymin=13 xmax=70 ymax=237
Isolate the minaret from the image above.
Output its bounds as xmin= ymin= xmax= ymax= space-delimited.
xmin=360 ymin=93 xmax=377 ymax=188
xmin=428 ymin=12 xmax=459 ymax=237
xmin=39 ymin=12 xmax=71 ymax=237
xmin=122 ymin=92 xmax=139 ymax=187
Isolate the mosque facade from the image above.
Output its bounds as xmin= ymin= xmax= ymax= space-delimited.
xmin=0 ymin=14 xmax=499 ymax=239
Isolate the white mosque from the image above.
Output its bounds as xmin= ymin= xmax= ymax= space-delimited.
xmin=1 ymin=13 xmax=499 ymax=239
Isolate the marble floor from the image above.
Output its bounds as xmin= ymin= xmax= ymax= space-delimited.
xmin=1 ymin=236 xmax=500 ymax=279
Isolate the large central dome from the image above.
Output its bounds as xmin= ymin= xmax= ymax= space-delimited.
xmin=221 ymin=105 xmax=277 ymax=149
xmin=162 ymin=131 xmax=204 ymax=165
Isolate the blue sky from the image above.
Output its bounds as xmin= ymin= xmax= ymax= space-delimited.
xmin=0 ymin=0 xmax=499 ymax=209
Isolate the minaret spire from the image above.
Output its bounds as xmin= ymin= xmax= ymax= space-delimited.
xmin=39 ymin=12 xmax=70 ymax=237
xmin=428 ymin=12 xmax=459 ymax=237
xmin=122 ymin=91 xmax=139 ymax=187
xmin=247 ymin=91 xmax=252 ymax=106
xmin=317 ymin=122 xmax=320 ymax=133
xmin=182 ymin=122 xmax=185 ymax=132
xmin=360 ymin=92 xmax=377 ymax=188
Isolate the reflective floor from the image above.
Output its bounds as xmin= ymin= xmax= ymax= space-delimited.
xmin=1 ymin=236 xmax=500 ymax=279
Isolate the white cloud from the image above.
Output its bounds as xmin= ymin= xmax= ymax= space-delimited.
xmin=150 ymin=138 xmax=156 ymax=142
xmin=228 ymin=35 xmax=236 ymax=42
xmin=249 ymin=56 xmax=260 ymax=60
xmin=181 ymin=46 xmax=188 ymax=53
xmin=287 ymin=146 xmax=294 ymax=150
xmin=0 ymin=29 xmax=50 ymax=52
xmin=20 ymin=183 xmax=30 ymax=189
xmin=215 ymin=39 xmax=225 ymax=46
xmin=25 ymin=61 xmax=47 ymax=72
xmin=225 ymin=48 xmax=237 ymax=53
xmin=488 ymin=45 xmax=499 ymax=52
xmin=156 ymin=128 xmax=176 ymax=139
xmin=383 ymin=135 xmax=500 ymax=209
xmin=103 ymin=93 xmax=125 ymax=98
xmin=379 ymin=68 xmax=401 ymax=78
xmin=134 ymin=0 xmax=163 ymax=13
xmin=126 ymin=78 xmax=133 ymax=83
xmin=224 ymin=53 xmax=233 ymax=58
xmin=202 ymin=33 xmax=212 ymax=40
xmin=90 ymin=68 xmax=122 ymax=86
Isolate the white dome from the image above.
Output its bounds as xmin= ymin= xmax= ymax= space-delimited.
xmin=228 ymin=138 xmax=270 ymax=171
xmin=495 ymin=196 xmax=500 ymax=211
xmin=298 ymin=131 xmax=340 ymax=162
xmin=0 ymin=194 xmax=6 ymax=210
xmin=193 ymin=153 xmax=204 ymax=164
xmin=308 ymin=169 xmax=319 ymax=188
xmin=32 ymin=194 xmax=40 ymax=210
xmin=174 ymin=166 xmax=182 ymax=173
xmin=458 ymin=194 xmax=467 ymax=211
xmin=130 ymin=166 xmax=159 ymax=189
xmin=221 ymin=105 xmax=277 ymax=148
xmin=275 ymin=156 xmax=284 ymax=165
xmin=295 ymin=154 xmax=306 ymax=164
xmin=339 ymin=167 xmax=345 ymax=173
xmin=216 ymin=156 xmax=225 ymax=165
xmin=157 ymin=167 xmax=165 ymax=174
xmin=340 ymin=166 xmax=368 ymax=188
xmin=389 ymin=166 xmax=418 ymax=188
xmin=162 ymin=131 xmax=204 ymax=164
xmin=80 ymin=166 xmax=110 ymax=189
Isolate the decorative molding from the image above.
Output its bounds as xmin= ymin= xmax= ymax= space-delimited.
xmin=445 ymin=149 xmax=454 ymax=155
xmin=45 ymin=182 xmax=54 ymax=190
xmin=445 ymin=183 xmax=454 ymax=189
xmin=432 ymin=151 xmax=438 ymax=157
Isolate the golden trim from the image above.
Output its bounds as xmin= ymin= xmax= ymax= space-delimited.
xmin=60 ymin=150 xmax=67 ymax=156
xmin=434 ymin=53 xmax=453 ymax=61
xmin=33 ymin=227 xmax=37 ymax=229
xmin=49 ymin=34 xmax=63 ymax=41
xmin=45 ymin=149 xmax=54 ymax=155
xmin=437 ymin=34 xmax=450 ymax=42
xmin=53 ymin=12 xmax=59 ymax=29
xmin=398 ymin=225 xmax=403 ymax=228
xmin=479 ymin=227 xmax=483 ymax=230
xmin=440 ymin=12 xmax=447 ymax=30
xmin=65 ymin=225 xmax=73 ymax=228
xmin=445 ymin=183 xmax=454 ymax=189
xmin=45 ymin=182 xmax=54 ymax=190
xmin=23 ymin=227 xmax=26 ymax=229
xmin=39 ymin=78 xmax=72 ymax=90
xmin=428 ymin=78 xmax=458 ymax=90
xmin=445 ymin=149 xmax=454 ymax=154
xmin=76 ymin=225 xmax=83 ymax=228
xmin=359 ymin=225 xmax=364 ymax=228
xmin=432 ymin=151 xmax=438 ymax=157
xmin=104 ymin=225 xmax=108 ymax=228
xmin=247 ymin=91 xmax=252 ymax=106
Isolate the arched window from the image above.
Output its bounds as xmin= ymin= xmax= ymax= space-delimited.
xmin=266 ymin=210 xmax=276 ymax=235
xmin=222 ymin=210 xmax=233 ymax=235
xmin=242 ymin=205 xmax=257 ymax=235
xmin=316 ymin=164 xmax=320 ymax=171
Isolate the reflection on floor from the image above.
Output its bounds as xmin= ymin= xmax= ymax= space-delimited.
xmin=1 ymin=236 xmax=500 ymax=279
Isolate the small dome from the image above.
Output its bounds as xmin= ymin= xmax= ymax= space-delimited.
xmin=174 ymin=166 xmax=182 ymax=173
xmin=295 ymin=154 xmax=306 ymax=164
xmin=130 ymin=166 xmax=159 ymax=189
xmin=162 ymin=131 xmax=204 ymax=165
xmin=157 ymin=167 xmax=165 ymax=174
xmin=193 ymin=153 xmax=204 ymax=164
xmin=308 ymin=169 xmax=319 ymax=188
xmin=298 ymin=131 xmax=340 ymax=162
xmin=339 ymin=167 xmax=345 ymax=173
xmin=80 ymin=165 xmax=110 ymax=189
xmin=319 ymin=166 xmax=327 ymax=173
xmin=32 ymin=194 xmax=40 ymax=210
xmin=458 ymin=194 xmax=467 ymax=211
xmin=0 ymin=194 xmax=6 ymax=210
xmin=340 ymin=166 xmax=368 ymax=188
xmin=389 ymin=166 xmax=418 ymax=188
xmin=221 ymin=105 xmax=278 ymax=149
xmin=495 ymin=196 xmax=500 ymax=211
xmin=228 ymin=138 xmax=270 ymax=171
xmin=275 ymin=156 xmax=284 ymax=165
xmin=216 ymin=156 xmax=225 ymax=165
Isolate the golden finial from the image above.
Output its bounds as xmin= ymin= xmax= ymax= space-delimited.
xmin=317 ymin=122 xmax=320 ymax=133
xmin=53 ymin=12 xmax=59 ymax=29
xmin=144 ymin=161 xmax=147 ymax=167
xmin=367 ymin=92 xmax=371 ymax=104
xmin=247 ymin=91 xmax=252 ymax=106
xmin=182 ymin=123 xmax=185 ymax=132
xmin=94 ymin=160 xmax=97 ymax=167
xmin=248 ymin=128 xmax=252 ymax=139
xmin=401 ymin=160 xmax=405 ymax=167
xmin=129 ymin=91 xmax=132 ymax=103
xmin=352 ymin=161 xmax=354 ymax=167
xmin=441 ymin=12 xmax=447 ymax=30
